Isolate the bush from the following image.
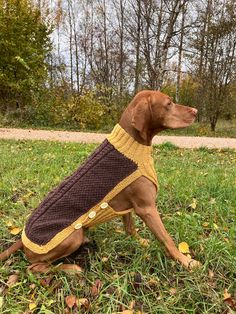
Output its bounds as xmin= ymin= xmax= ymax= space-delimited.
xmin=52 ymin=90 xmax=109 ymax=130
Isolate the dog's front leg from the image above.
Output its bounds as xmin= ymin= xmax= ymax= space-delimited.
xmin=122 ymin=212 xmax=137 ymax=236
xmin=135 ymin=205 xmax=200 ymax=269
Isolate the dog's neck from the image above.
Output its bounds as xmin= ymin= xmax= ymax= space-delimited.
xmin=119 ymin=109 xmax=155 ymax=146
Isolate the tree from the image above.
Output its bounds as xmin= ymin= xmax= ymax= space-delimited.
xmin=191 ymin=0 xmax=236 ymax=130
xmin=0 ymin=0 xmax=53 ymax=112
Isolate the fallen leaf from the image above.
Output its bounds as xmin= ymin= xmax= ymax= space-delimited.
xmin=208 ymin=270 xmax=216 ymax=288
xmin=91 ymin=279 xmax=102 ymax=297
xmin=29 ymin=302 xmax=37 ymax=310
xmin=189 ymin=198 xmax=197 ymax=209
xmin=224 ymin=289 xmax=232 ymax=300
xmin=202 ymin=222 xmax=209 ymax=227
xmin=138 ymin=237 xmax=150 ymax=247
xmin=7 ymin=274 xmax=19 ymax=287
xmin=10 ymin=227 xmax=22 ymax=235
xmin=213 ymin=223 xmax=219 ymax=230
xmin=208 ymin=270 xmax=214 ymax=279
xmin=129 ymin=300 xmax=135 ymax=310
xmin=101 ymin=257 xmax=108 ymax=262
xmin=121 ymin=311 xmax=134 ymax=314
xmin=148 ymin=278 xmax=159 ymax=287
xmin=58 ymin=264 xmax=83 ymax=274
xmin=76 ymin=298 xmax=90 ymax=309
xmin=178 ymin=242 xmax=190 ymax=253
xmin=29 ymin=283 xmax=36 ymax=290
xmin=65 ymin=295 xmax=77 ymax=309
xmin=0 ymin=297 xmax=3 ymax=309
xmin=5 ymin=221 xmax=13 ymax=228
xmin=169 ymin=287 xmax=177 ymax=295
xmin=223 ymin=289 xmax=236 ymax=310
xmin=114 ymin=228 xmax=124 ymax=234
xmin=40 ymin=276 xmax=52 ymax=287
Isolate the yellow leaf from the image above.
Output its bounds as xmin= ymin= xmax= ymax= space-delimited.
xmin=138 ymin=237 xmax=150 ymax=247
xmin=5 ymin=221 xmax=13 ymax=228
xmin=114 ymin=228 xmax=124 ymax=234
xmin=223 ymin=289 xmax=231 ymax=300
xmin=0 ymin=296 xmax=3 ymax=309
xmin=10 ymin=227 xmax=22 ymax=235
xmin=178 ymin=242 xmax=190 ymax=253
xmin=202 ymin=222 xmax=209 ymax=227
xmin=213 ymin=223 xmax=219 ymax=230
xmin=190 ymin=198 xmax=197 ymax=209
xmin=29 ymin=302 xmax=37 ymax=310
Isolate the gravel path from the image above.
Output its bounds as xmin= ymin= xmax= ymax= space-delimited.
xmin=0 ymin=127 xmax=236 ymax=149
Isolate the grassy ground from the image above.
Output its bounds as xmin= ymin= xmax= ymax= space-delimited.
xmin=1 ymin=112 xmax=236 ymax=138
xmin=0 ymin=140 xmax=235 ymax=313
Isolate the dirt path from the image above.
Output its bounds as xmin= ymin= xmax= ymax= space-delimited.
xmin=0 ymin=127 xmax=236 ymax=149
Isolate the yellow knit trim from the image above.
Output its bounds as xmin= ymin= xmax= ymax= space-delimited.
xmin=22 ymin=125 xmax=158 ymax=255
xmin=22 ymin=170 xmax=140 ymax=254
xmin=107 ymin=124 xmax=158 ymax=187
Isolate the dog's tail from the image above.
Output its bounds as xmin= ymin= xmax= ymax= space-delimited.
xmin=0 ymin=239 xmax=23 ymax=261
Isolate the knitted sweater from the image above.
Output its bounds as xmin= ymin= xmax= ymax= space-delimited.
xmin=22 ymin=124 xmax=157 ymax=254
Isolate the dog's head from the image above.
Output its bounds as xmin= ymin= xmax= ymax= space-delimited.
xmin=129 ymin=90 xmax=197 ymax=141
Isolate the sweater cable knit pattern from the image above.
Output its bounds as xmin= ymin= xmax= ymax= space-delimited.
xmin=22 ymin=124 xmax=157 ymax=254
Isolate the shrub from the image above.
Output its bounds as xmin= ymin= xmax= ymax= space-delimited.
xmin=52 ymin=90 xmax=109 ymax=130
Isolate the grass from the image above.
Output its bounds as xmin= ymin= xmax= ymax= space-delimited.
xmin=0 ymin=139 xmax=236 ymax=313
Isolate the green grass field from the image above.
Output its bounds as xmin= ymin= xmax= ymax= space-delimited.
xmin=0 ymin=140 xmax=235 ymax=313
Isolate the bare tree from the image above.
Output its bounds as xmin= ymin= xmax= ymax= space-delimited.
xmin=192 ymin=0 xmax=236 ymax=130
xmin=176 ymin=1 xmax=187 ymax=102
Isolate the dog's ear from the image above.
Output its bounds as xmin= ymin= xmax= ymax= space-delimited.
xmin=131 ymin=96 xmax=152 ymax=141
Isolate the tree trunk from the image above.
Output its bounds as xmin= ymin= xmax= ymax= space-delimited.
xmin=176 ymin=2 xmax=186 ymax=102
xmin=134 ymin=0 xmax=141 ymax=93
xmin=67 ymin=0 xmax=73 ymax=91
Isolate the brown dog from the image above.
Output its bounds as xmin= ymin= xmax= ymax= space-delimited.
xmin=0 ymin=90 xmax=200 ymax=272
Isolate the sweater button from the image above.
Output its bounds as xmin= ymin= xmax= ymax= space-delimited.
xmin=100 ymin=202 xmax=108 ymax=209
xmin=88 ymin=211 xmax=96 ymax=219
xmin=75 ymin=223 xmax=82 ymax=229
